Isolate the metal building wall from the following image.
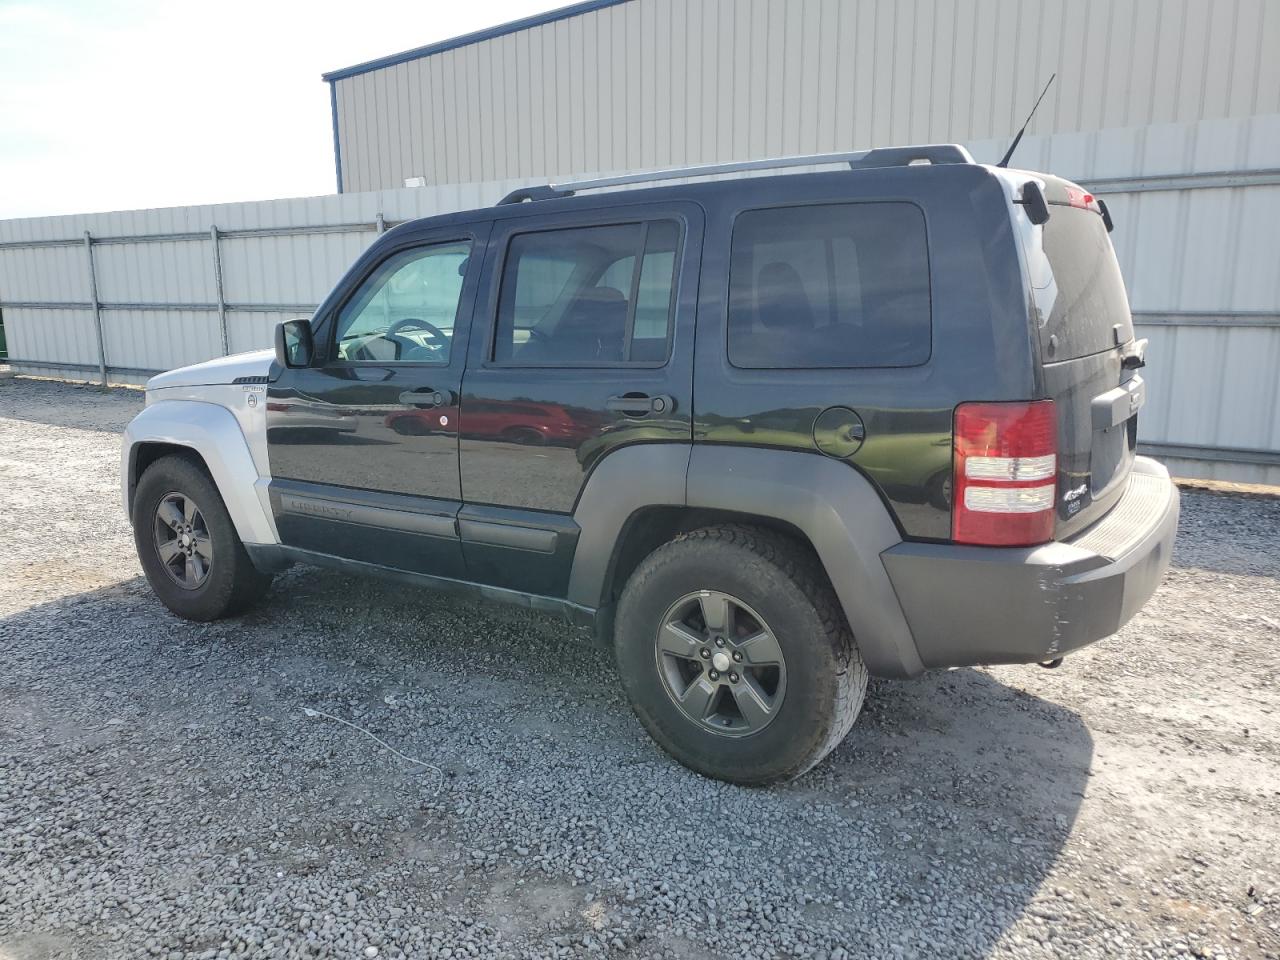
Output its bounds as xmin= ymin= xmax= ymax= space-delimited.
xmin=0 ymin=180 xmax=527 ymax=386
xmin=328 ymin=0 xmax=1280 ymax=193
xmin=965 ymin=114 xmax=1280 ymax=486
xmin=3 ymin=111 xmax=1277 ymax=483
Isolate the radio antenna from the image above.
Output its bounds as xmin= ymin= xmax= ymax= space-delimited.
xmin=997 ymin=73 xmax=1056 ymax=168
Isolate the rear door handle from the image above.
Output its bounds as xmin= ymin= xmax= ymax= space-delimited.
xmin=605 ymin=393 xmax=675 ymax=417
xmin=399 ymin=389 xmax=448 ymax=408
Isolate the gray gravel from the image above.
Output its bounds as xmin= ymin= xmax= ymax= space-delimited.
xmin=1 ymin=376 xmax=1278 ymax=960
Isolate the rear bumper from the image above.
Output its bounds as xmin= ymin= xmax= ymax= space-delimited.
xmin=881 ymin=456 xmax=1179 ymax=669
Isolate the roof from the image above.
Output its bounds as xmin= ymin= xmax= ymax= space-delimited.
xmin=321 ymin=0 xmax=633 ymax=83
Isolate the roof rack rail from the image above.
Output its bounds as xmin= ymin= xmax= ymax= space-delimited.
xmin=496 ymin=185 xmax=572 ymax=204
xmin=496 ymin=143 xmax=974 ymax=204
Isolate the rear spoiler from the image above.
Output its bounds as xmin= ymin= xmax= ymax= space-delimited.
xmin=1016 ymin=180 xmax=1115 ymax=232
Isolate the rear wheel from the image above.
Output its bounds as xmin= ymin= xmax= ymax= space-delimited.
xmin=503 ymin=426 xmax=546 ymax=445
xmin=614 ymin=525 xmax=867 ymax=784
xmin=132 ymin=455 xmax=272 ymax=621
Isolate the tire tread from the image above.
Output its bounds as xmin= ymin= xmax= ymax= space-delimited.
xmin=616 ymin=522 xmax=868 ymax=783
xmin=133 ymin=454 xmax=272 ymax=621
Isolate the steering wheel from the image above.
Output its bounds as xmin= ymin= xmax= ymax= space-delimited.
xmin=386 ymin=318 xmax=449 ymax=358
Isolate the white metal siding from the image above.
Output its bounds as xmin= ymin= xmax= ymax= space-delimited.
xmin=2 ymin=117 xmax=1277 ymax=482
xmin=92 ymin=240 xmax=214 ymax=305
xmin=332 ymin=0 xmax=1280 ymax=193
xmin=0 ymin=179 xmax=527 ymax=385
xmin=4 ymin=308 xmax=99 ymax=370
xmin=963 ymin=113 xmax=1280 ymax=485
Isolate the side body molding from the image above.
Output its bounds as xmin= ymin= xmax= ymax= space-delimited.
xmin=121 ymin=400 xmax=279 ymax=546
xmin=686 ymin=447 xmax=924 ymax=679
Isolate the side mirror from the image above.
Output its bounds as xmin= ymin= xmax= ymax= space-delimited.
xmin=275 ymin=318 xmax=314 ymax=368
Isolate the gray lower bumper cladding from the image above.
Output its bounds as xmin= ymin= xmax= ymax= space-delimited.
xmin=882 ymin=457 xmax=1180 ymax=669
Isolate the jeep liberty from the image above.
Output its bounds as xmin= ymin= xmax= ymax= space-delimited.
xmin=122 ymin=145 xmax=1179 ymax=784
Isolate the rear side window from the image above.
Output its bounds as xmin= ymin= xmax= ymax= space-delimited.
xmin=1037 ymin=206 xmax=1133 ymax=360
xmin=494 ymin=221 xmax=680 ymax=365
xmin=727 ymin=203 xmax=930 ymax=369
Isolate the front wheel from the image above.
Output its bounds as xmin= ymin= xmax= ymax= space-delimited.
xmin=614 ymin=525 xmax=867 ymax=784
xmin=132 ymin=454 xmax=273 ymax=621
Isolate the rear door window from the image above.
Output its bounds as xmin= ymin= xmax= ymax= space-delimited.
xmin=727 ymin=202 xmax=931 ymax=369
xmin=493 ymin=221 xmax=681 ymax=365
xmin=1037 ymin=206 xmax=1133 ymax=361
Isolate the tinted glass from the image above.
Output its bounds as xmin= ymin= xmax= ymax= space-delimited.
xmin=1038 ymin=206 xmax=1133 ymax=361
xmin=334 ymin=241 xmax=471 ymax=363
xmin=494 ymin=221 xmax=679 ymax=364
xmin=727 ymin=203 xmax=930 ymax=369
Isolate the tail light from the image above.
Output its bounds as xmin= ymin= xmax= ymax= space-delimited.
xmin=952 ymin=400 xmax=1057 ymax=546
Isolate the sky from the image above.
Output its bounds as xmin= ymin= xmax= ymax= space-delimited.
xmin=0 ymin=0 xmax=562 ymax=220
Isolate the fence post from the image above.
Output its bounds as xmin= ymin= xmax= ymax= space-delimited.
xmin=210 ymin=225 xmax=230 ymax=355
xmin=83 ymin=230 xmax=107 ymax=388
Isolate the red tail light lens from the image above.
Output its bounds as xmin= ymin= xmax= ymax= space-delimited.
xmin=952 ymin=400 xmax=1058 ymax=546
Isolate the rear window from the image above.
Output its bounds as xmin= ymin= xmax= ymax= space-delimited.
xmin=727 ymin=202 xmax=931 ymax=369
xmin=1037 ymin=205 xmax=1133 ymax=361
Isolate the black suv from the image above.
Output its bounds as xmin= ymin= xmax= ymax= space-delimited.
xmin=123 ymin=145 xmax=1179 ymax=784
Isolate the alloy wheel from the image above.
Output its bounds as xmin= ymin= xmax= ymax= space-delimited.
xmin=152 ymin=491 xmax=213 ymax=589
xmin=655 ymin=590 xmax=787 ymax=737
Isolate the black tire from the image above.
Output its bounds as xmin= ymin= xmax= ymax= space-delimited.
xmin=927 ymin=469 xmax=953 ymax=510
xmin=614 ymin=524 xmax=867 ymax=785
xmin=503 ymin=426 xmax=546 ymax=446
xmin=132 ymin=454 xmax=273 ymax=621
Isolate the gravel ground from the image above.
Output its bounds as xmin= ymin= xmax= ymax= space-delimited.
xmin=1 ymin=376 xmax=1278 ymax=960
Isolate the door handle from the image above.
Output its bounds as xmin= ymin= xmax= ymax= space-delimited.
xmin=605 ymin=393 xmax=676 ymax=417
xmin=399 ymin=389 xmax=448 ymax=408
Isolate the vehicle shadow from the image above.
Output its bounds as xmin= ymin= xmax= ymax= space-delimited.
xmin=1 ymin=570 xmax=1092 ymax=959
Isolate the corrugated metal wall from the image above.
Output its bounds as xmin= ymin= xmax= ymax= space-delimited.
xmin=317 ymin=0 xmax=1280 ymax=484
xmin=330 ymin=0 xmax=1280 ymax=193
xmin=0 ymin=180 xmax=526 ymax=385
xmin=2 ymin=111 xmax=1277 ymax=483
xmin=965 ymin=114 xmax=1280 ymax=486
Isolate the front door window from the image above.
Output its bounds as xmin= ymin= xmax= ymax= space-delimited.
xmin=334 ymin=241 xmax=472 ymax=363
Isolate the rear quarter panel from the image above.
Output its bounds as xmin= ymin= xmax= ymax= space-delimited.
xmin=691 ymin=165 xmax=1036 ymax=540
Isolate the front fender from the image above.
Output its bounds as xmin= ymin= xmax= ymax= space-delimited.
xmin=121 ymin=400 xmax=279 ymax=545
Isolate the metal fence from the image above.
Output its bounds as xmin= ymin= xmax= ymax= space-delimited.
xmin=0 ymin=180 xmax=528 ymax=384
xmin=1 ymin=114 xmax=1278 ymax=484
